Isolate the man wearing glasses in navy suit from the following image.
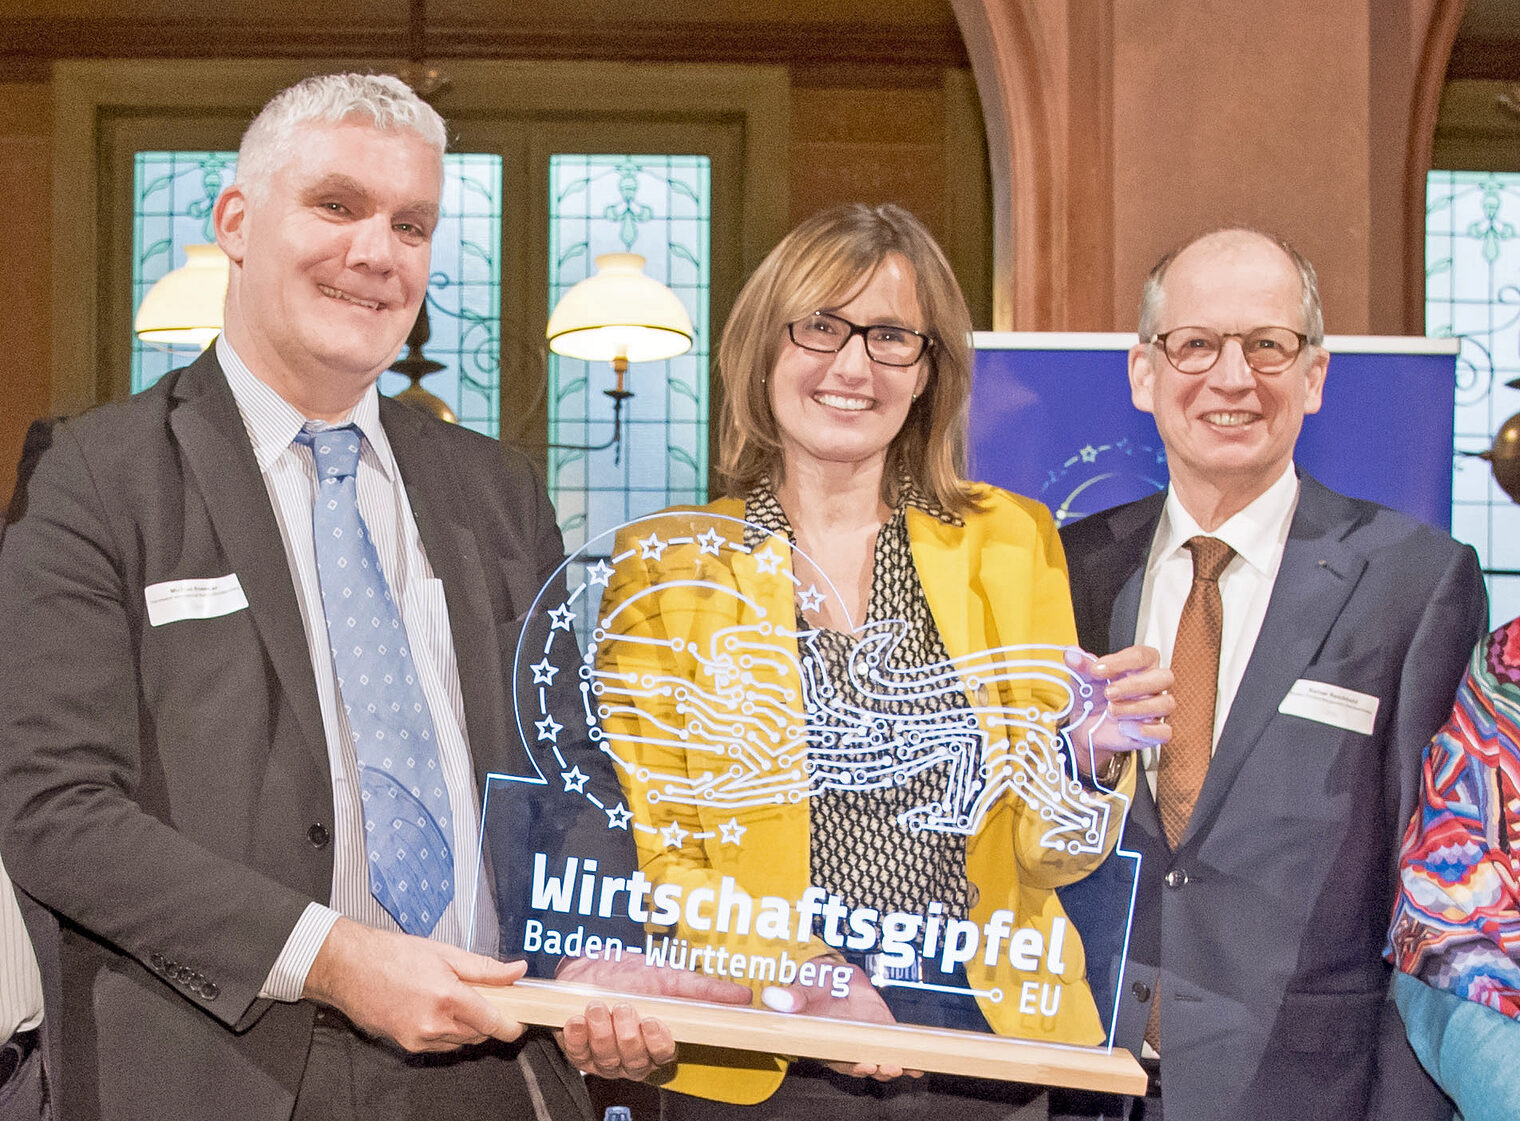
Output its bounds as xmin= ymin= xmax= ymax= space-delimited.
xmin=1054 ymin=228 xmax=1485 ymax=1121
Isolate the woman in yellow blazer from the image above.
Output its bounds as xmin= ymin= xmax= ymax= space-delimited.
xmin=571 ymin=204 xmax=1171 ymax=1117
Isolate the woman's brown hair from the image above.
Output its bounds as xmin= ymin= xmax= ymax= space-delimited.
xmin=716 ymin=203 xmax=978 ymax=515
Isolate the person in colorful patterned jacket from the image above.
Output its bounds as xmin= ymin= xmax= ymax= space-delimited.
xmin=1388 ymin=617 xmax=1520 ymax=1121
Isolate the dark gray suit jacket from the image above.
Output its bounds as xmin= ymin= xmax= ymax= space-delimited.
xmin=0 ymin=350 xmax=587 ymax=1120
xmin=1056 ymin=473 xmax=1486 ymax=1121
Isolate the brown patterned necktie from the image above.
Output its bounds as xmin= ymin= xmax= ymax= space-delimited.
xmin=1159 ymin=535 xmax=1235 ymax=849
xmin=1146 ymin=535 xmax=1235 ymax=1053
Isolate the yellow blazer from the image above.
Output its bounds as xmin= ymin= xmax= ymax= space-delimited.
xmin=594 ymin=484 xmax=1134 ymax=1103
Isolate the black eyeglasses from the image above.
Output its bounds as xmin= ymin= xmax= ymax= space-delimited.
xmin=1150 ymin=326 xmax=1310 ymax=375
xmin=787 ymin=312 xmax=933 ymax=367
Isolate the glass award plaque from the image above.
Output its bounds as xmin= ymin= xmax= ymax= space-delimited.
xmin=471 ymin=511 xmax=1144 ymax=1093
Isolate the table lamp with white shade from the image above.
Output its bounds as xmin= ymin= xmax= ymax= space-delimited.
xmin=545 ymin=252 xmax=694 ymax=459
xmin=132 ymin=243 xmax=230 ymax=351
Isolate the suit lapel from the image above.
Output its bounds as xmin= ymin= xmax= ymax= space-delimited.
xmin=722 ymin=515 xmax=812 ymax=888
xmin=1101 ymin=503 xmax=1164 ymax=842
xmin=381 ymin=401 xmax=531 ymax=789
xmin=168 ymin=352 xmax=329 ymax=772
xmin=1069 ymin=493 xmax=1162 ymax=657
xmin=907 ymin=507 xmax=973 ymax=654
xmin=1106 ymin=532 xmax=1153 ymax=666
xmin=1181 ymin=475 xmax=1366 ymax=846
xmin=1066 ymin=496 xmax=1165 ymax=840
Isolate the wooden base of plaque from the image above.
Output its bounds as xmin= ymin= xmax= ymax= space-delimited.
xmin=474 ymin=979 xmax=1147 ymax=1095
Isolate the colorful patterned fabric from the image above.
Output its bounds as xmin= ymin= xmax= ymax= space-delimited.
xmin=1388 ymin=618 xmax=1520 ymax=1020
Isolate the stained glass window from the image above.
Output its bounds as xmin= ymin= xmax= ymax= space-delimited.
xmin=132 ymin=151 xmax=234 ymax=396
xmin=546 ymin=155 xmax=711 ymax=558
xmin=1427 ymin=170 xmax=1520 ymax=624
xmin=131 ymin=150 xmax=504 ymax=438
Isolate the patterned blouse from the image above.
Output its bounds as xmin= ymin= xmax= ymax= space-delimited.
xmin=1389 ymin=618 xmax=1520 ymax=1020
xmin=744 ymin=481 xmax=974 ymax=923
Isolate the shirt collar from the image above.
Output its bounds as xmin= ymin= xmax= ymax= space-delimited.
xmin=742 ymin=473 xmax=963 ymax=539
xmin=216 ymin=336 xmax=398 ymax=483
xmin=897 ymin=475 xmax=963 ymax=527
xmin=1151 ymin=463 xmax=1299 ymax=577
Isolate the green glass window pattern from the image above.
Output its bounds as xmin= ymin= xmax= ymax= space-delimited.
xmin=131 ymin=150 xmax=504 ymax=438
xmin=1427 ymin=169 xmax=1520 ymax=624
xmin=132 ymin=151 xmax=235 ymax=396
xmin=547 ymin=154 xmax=711 ymax=558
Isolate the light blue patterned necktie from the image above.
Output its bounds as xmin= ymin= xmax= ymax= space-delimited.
xmin=296 ymin=424 xmax=454 ymax=937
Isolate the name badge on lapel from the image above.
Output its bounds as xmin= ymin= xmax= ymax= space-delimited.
xmin=145 ymin=574 xmax=249 ymax=627
xmin=1278 ymin=678 xmax=1380 ymax=735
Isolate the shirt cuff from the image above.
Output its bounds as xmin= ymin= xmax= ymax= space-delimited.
xmin=1078 ymin=750 xmax=1131 ymax=792
xmin=259 ymin=903 xmax=342 ymax=1002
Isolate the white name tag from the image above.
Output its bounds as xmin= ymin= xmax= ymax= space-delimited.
xmin=1278 ymin=678 xmax=1380 ymax=735
xmin=145 ymin=574 xmax=249 ymax=627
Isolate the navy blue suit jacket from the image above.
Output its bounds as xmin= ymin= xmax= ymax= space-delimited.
xmin=1056 ymin=473 xmax=1485 ymax=1121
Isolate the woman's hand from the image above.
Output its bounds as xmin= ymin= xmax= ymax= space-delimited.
xmin=1062 ymin=644 xmax=1174 ymax=780
xmin=555 ymin=956 xmax=752 ymax=1081
xmin=761 ymin=961 xmax=923 ymax=1081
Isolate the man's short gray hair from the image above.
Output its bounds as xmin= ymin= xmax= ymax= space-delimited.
xmin=1137 ymin=227 xmax=1325 ymax=347
xmin=235 ymin=73 xmax=447 ymax=201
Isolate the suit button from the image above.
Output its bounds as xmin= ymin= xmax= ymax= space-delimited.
xmin=1131 ymin=981 xmax=1151 ymax=1003
xmin=308 ymin=823 xmax=331 ymax=848
xmin=201 ymin=982 xmax=219 ymax=1001
xmin=151 ymin=953 xmax=166 ymax=971
xmin=1164 ymin=869 xmax=1189 ymax=889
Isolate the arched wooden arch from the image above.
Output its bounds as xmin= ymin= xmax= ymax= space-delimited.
xmin=953 ymin=0 xmax=1464 ymax=336
xmin=948 ymin=0 xmax=1113 ymax=332
xmin=1405 ymin=0 xmax=1467 ymax=333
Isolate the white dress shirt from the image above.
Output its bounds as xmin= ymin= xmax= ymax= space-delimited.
xmin=1133 ymin=464 xmax=1300 ymax=796
xmin=215 ymin=339 xmax=496 ymax=1002
xmin=0 ymin=853 xmax=43 ymax=1041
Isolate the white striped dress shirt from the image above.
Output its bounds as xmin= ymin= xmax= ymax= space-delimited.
xmin=214 ymin=340 xmax=496 ymax=1002
xmin=0 ymin=854 xmax=43 ymax=1041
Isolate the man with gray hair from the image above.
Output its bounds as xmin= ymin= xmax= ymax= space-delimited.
xmin=1053 ymin=228 xmax=1486 ymax=1119
xmin=0 ymin=73 xmax=640 ymax=1120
